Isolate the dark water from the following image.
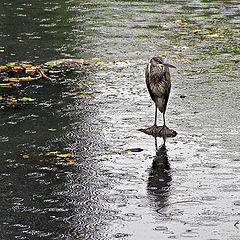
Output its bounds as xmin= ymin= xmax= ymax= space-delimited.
xmin=0 ymin=0 xmax=240 ymax=239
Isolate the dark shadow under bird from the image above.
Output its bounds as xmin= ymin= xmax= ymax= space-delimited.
xmin=145 ymin=56 xmax=176 ymax=138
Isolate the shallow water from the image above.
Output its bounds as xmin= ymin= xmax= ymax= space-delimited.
xmin=0 ymin=0 xmax=240 ymax=239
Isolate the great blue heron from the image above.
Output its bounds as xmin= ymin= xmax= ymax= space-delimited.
xmin=145 ymin=56 xmax=176 ymax=137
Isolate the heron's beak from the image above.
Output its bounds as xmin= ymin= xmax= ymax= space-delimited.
xmin=163 ymin=61 xmax=176 ymax=68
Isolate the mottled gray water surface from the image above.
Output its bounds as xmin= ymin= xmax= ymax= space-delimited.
xmin=0 ymin=0 xmax=240 ymax=239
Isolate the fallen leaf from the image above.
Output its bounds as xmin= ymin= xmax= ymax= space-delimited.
xmin=192 ymin=29 xmax=202 ymax=34
xmin=18 ymin=97 xmax=35 ymax=102
xmin=0 ymin=83 xmax=11 ymax=87
xmin=22 ymin=64 xmax=33 ymax=68
xmin=66 ymin=159 xmax=75 ymax=162
xmin=175 ymin=19 xmax=187 ymax=26
xmin=7 ymin=101 xmax=19 ymax=105
xmin=204 ymin=33 xmax=224 ymax=38
xmin=97 ymin=61 xmax=105 ymax=65
xmin=120 ymin=148 xmax=144 ymax=153
xmin=25 ymin=69 xmax=36 ymax=75
xmin=56 ymin=153 xmax=74 ymax=158
xmin=3 ymin=78 xmax=19 ymax=82
xmin=49 ymin=151 xmax=60 ymax=155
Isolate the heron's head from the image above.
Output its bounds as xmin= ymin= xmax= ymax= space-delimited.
xmin=151 ymin=56 xmax=176 ymax=68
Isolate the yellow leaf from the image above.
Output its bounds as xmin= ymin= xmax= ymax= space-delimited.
xmin=22 ymin=155 xmax=29 ymax=159
xmin=77 ymin=60 xmax=84 ymax=63
xmin=204 ymin=33 xmax=223 ymax=38
xmin=97 ymin=61 xmax=105 ymax=65
xmin=57 ymin=154 xmax=74 ymax=158
xmin=175 ymin=19 xmax=187 ymax=25
xmin=22 ymin=64 xmax=33 ymax=67
xmin=49 ymin=151 xmax=59 ymax=155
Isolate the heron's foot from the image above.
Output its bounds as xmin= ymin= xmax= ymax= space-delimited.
xmin=150 ymin=125 xmax=168 ymax=137
xmin=152 ymin=124 xmax=158 ymax=134
xmin=161 ymin=125 xmax=168 ymax=141
xmin=138 ymin=125 xmax=177 ymax=138
xmin=160 ymin=125 xmax=168 ymax=134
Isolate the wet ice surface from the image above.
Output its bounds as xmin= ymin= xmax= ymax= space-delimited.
xmin=1 ymin=0 xmax=240 ymax=239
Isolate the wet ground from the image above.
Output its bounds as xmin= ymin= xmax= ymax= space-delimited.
xmin=0 ymin=0 xmax=240 ymax=239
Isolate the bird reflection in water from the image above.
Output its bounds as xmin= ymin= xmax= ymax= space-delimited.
xmin=147 ymin=137 xmax=172 ymax=211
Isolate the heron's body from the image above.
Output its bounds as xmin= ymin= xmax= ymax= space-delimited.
xmin=145 ymin=56 xmax=175 ymax=136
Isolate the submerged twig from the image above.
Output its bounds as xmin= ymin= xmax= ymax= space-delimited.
xmin=39 ymin=70 xmax=53 ymax=81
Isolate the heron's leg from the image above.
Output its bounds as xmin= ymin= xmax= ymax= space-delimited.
xmin=154 ymin=136 xmax=158 ymax=150
xmin=154 ymin=104 xmax=157 ymax=126
xmin=162 ymin=112 xmax=167 ymax=140
xmin=163 ymin=112 xmax=166 ymax=127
